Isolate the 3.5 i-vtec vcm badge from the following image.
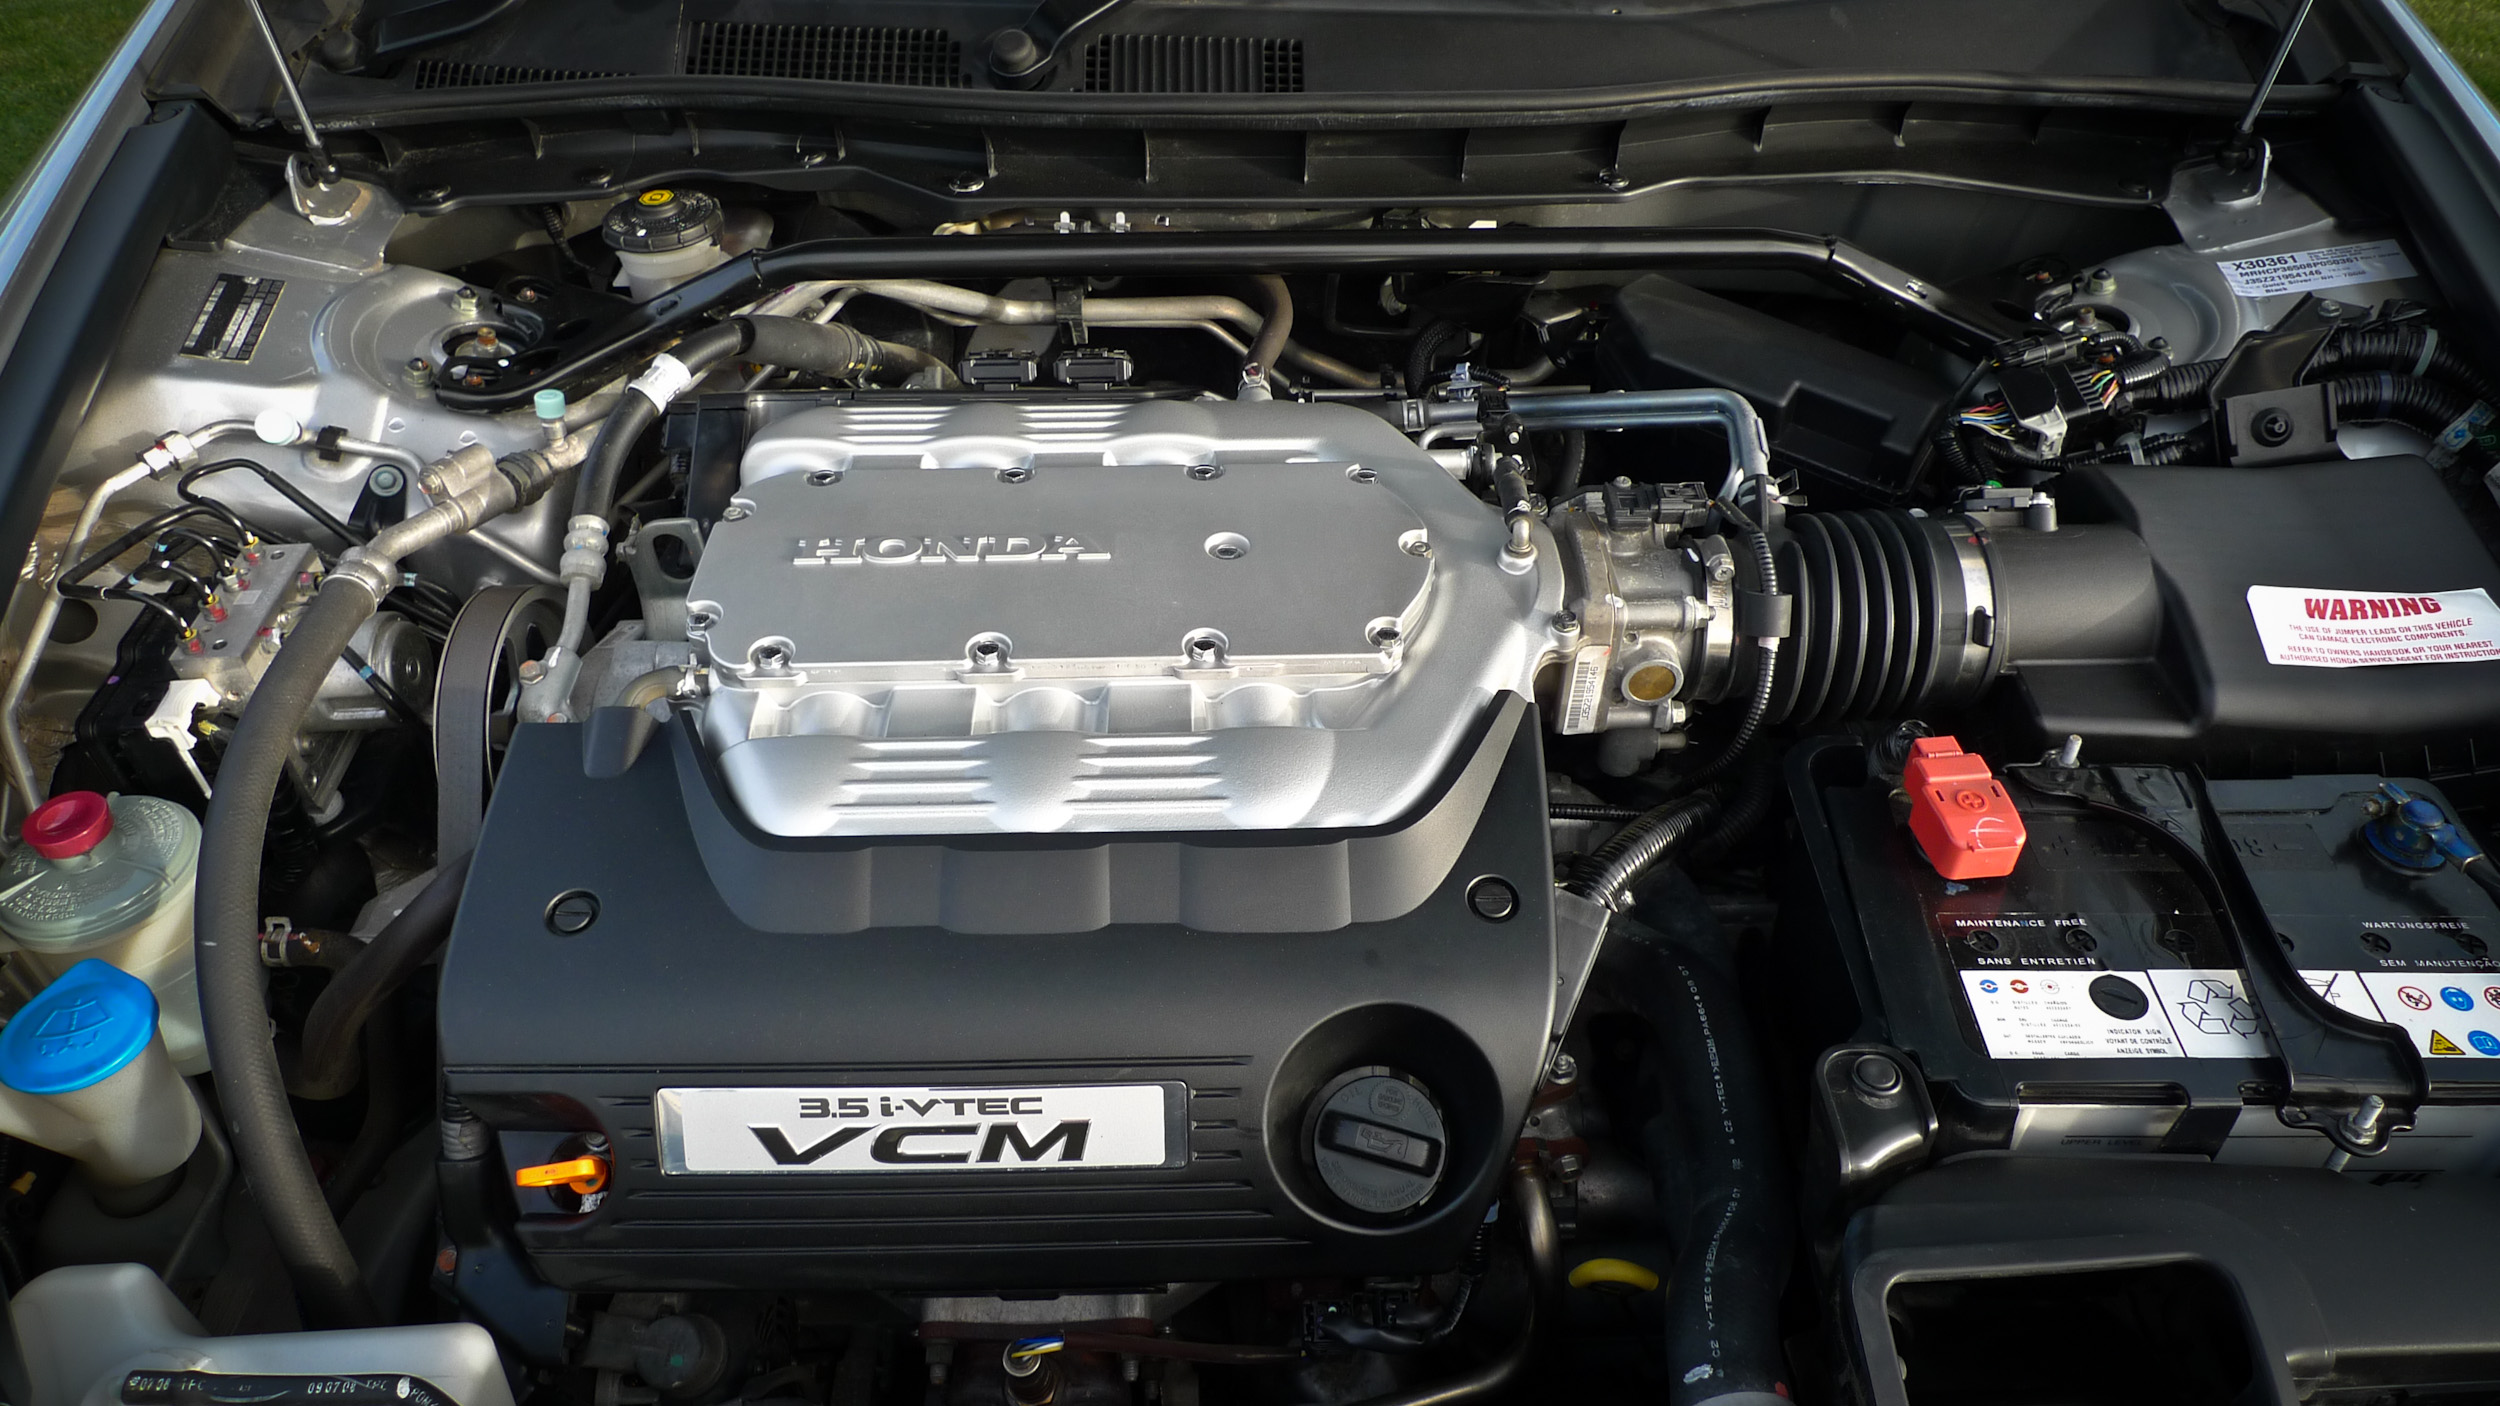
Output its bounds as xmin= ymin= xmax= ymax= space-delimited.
xmin=654 ymin=1084 xmax=1174 ymax=1174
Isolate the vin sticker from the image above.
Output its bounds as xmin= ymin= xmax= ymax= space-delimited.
xmin=2216 ymin=239 xmax=2416 ymax=298
xmin=180 ymin=274 xmax=284 ymax=362
xmin=2245 ymin=585 xmax=2500 ymax=667
xmin=655 ymin=1083 xmax=1170 ymax=1174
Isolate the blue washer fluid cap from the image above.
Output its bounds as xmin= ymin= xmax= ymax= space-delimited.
xmin=533 ymin=388 xmax=568 ymax=421
xmin=0 ymin=959 xmax=158 ymax=1095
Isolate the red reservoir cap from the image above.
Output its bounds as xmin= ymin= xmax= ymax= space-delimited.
xmin=1902 ymin=737 xmax=2026 ymax=881
xmin=23 ymin=791 xmax=113 ymax=860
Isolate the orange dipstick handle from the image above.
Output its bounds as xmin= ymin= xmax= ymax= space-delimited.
xmin=514 ymin=1155 xmax=608 ymax=1195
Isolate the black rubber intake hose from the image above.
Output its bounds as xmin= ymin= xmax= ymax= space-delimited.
xmin=196 ymin=575 xmax=384 ymax=1329
xmin=571 ymin=315 xmax=948 ymax=520
xmin=284 ymin=852 xmax=474 ymax=1103
xmin=1770 ymin=510 xmax=2159 ymax=728
xmin=1611 ymin=919 xmax=1792 ymax=1405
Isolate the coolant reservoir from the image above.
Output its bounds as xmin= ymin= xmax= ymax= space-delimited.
xmin=0 ymin=793 xmax=207 ymax=1074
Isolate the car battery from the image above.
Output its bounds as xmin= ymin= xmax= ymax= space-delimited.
xmin=1781 ymin=736 xmax=2500 ymax=1174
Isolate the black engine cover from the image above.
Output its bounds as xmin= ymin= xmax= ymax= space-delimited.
xmin=439 ymin=702 xmax=1559 ymax=1292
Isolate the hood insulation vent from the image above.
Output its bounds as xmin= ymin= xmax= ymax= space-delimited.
xmin=1080 ymin=35 xmax=1304 ymax=93
xmin=409 ymin=60 xmax=624 ymax=88
xmin=687 ymin=22 xmax=967 ymax=87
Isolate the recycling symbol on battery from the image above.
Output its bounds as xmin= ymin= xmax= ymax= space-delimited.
xmin=2174 ymin=978 xmax=2261 ymax=1038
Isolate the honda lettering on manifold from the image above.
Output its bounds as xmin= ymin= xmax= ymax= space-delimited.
xmin=653 ymin=1084 xmax=1171 ymax=1174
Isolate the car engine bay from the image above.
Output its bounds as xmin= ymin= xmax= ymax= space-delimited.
xmin=11 ymin=2 xmax=2500 ymax=1400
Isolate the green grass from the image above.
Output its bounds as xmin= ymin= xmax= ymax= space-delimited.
xmin=0 ymin=0 xmax=147 ymax=200
xmin=2412 ymin=0 xmax=2500 ymax=106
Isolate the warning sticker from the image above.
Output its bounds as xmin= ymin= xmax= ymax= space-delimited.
xmin=2216 ymin=239 xmax=2417 ymax=298
xmin=2352 ymin=971 xmax=2500 ymax=1059
xmin=2245 ymin=585 xmax=2500 ymax=668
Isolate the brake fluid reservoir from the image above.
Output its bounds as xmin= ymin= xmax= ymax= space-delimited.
xmin=602 ymin=188 xmax=728 ymax=300
xmin=0 ymin=792 xmax=207 ymax=1074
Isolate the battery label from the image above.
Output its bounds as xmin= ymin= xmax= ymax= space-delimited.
xmin=1960 ymin=967 xmax=2268 ymax=1061
xmin=2305 ymin=969 xmax=2500 ymax=1060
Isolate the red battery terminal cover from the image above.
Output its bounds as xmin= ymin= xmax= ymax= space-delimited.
xmin=1902 ymin=736 xmax=2027 ymax=880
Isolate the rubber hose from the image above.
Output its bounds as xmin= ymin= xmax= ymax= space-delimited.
xmin=286 ymin=852 xmax=474 ymax=1102
xmin=1612 ymin=920 xmax=1792 ymax=1406
xmin=1569 ymin=791 xmax=1722 ymax=906
xmin=1246 ymin=275 xmax=1293 ymax=377
xmin=740 ymin=316 xmax=954 ymax=386
xmin=570 ymin=320 xmax=745 ymax=520
xmin=321 ymin=1003 xmax=402 ymax=1219
xmin=1407 ymin=319 xmax=1462 ymax=395
xmin=1544 ymin=429 xmax=1587 ymax=500
xmin=196 ymin=576 xmax=383 ymax=1328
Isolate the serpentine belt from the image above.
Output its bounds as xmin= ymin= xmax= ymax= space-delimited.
xmin=432 ymin=584 xmax=562 ymax=861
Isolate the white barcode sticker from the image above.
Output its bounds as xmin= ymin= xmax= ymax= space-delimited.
xmin=2217 ymin=240 xmax=2417 ymax=298
xmin=2245 ymin=585 xmax=2500 ymax=668
xmin=1557 ymin=644 xmax=1611 ymax=735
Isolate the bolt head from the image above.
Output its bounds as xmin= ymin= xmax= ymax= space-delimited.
xmin=1548 ymin=1051 xmax=1579 ymax=1084
xmin=1849 ymin=1053 xmax=1905 ymax=1097
xmin=1467 ymin=876 xmax=1519 ymax=922
xmin=546 ymin=890 xmax=600 ymax=935
xmin=949 ymin=173 xmax=987 ymax=194
xmin=720 ymin=504 xmax=751 ymax=521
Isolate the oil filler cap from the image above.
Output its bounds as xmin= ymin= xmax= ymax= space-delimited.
xmin=1308 ymin=1068 xmax=1446 ymax=1216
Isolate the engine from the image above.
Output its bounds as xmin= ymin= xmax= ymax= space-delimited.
xmin=18 ymin=68 xmax=2500 ymax=1405
xmin=441 ymin=397 xmax=1568 ymax=1291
